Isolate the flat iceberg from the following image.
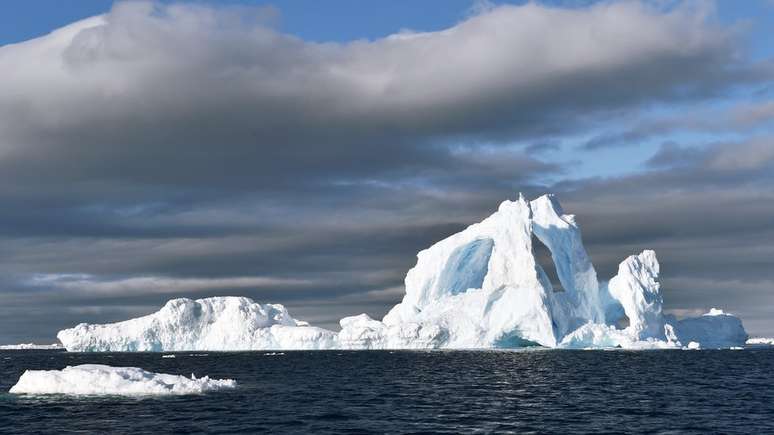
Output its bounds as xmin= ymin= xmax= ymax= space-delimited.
xmin=746 ymin=337 xmax=774 ymax=346
xmin=57 ymin=194 xmax=749 ymax=351
xmin=9 ymin=364 xmax=236 ymax=396
xmin=58 ymin=297 xmax=336 ymax=351
xmin=670 ymin=309 xmax=748 ymax=349
xmin=0 ymin=343 xmax=63 ymax=350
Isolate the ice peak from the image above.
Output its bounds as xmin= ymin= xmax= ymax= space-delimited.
xmin=533 ymin=193 xmax=565 ymax=215
xmin=607 ymin=250 xmax=664 ymax=340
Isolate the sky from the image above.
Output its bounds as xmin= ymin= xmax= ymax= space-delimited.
xmin=0 ymin=0 xmax=772 ymax=343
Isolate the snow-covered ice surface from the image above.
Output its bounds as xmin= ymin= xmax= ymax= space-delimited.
xmin=58 ymin=297 xmax=336 ymax=351
xmin=0 ymin=343 xmax=62 ymax=350
xmin=57 ymin=194 xmax=749 ymax=352
xmin=9 ymin=364 xmax=236 ymax=396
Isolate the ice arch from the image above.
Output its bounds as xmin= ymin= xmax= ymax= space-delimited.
xmin=529 ymin=194 xmax=604 ymax=324
xmin=437 ymin=238 xmax=494 ymax=295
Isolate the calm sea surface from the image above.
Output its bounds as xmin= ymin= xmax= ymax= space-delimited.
xmin=2 ymin=349 xmax=773 ymax=434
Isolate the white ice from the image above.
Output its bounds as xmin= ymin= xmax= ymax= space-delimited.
xmin=746 ymin=337 xmax=774 ymax=346
xmin=56 ymin=194 xmax=749 ymax=351
xmin=9 ymin=364 xmax=236 ymax=396
xmin=58 ymin=296 xmax=336 ymax=351
xmin=0 ymin=343 xmax=63 ymax=350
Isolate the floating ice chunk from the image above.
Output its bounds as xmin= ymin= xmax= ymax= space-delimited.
xmin=686 ymin=341 xmax=701 ymax=350
xmin=0 ymin=343 xmax=62 ymax=350
xmin=746 ymin=337 xmax=774 ymax=346
xmin=559 ymin=322 xmax=678 ymax=350
xmin=9 ymin=364 xmax=236 ymax=396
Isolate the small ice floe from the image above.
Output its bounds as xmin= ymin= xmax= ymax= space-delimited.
xmin=161 ymin=355 xmax=176 ymax=358
xmin=746 ymin=337 xmax=774 ymax=346
xmin=686 ymin=341 xmax=701 ymax=350
xmin=0 ymin=343 xmax=63 ymax=350
xmin=9 ymin=364 xmax=236 ymax=396
xmin=263 ymin=352 xmax=285 ymax=356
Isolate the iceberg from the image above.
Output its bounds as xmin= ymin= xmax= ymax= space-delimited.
xmin=9 ymin=364 xmax=236 ymax=395
xmin=670 ymin=309 xmax=748 ymax=349
xmin=57 ymin=297 xmax=337 ymax=351
xmin=57 ymin=194 xmax=748 ymax=351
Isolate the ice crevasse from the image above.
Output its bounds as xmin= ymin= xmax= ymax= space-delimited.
xmin=57 ymin=194 xmax=747 ymax=351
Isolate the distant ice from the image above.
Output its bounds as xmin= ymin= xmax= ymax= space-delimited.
xmin=0 ymin=343 xmax=62 ymax=350
xmin=57 ymin=194 xmax=750 ymax=351
xmin=746 ymin=337 xmax=774 ymax=346
xmin=9 ymin=364 xmax=236 ymax=396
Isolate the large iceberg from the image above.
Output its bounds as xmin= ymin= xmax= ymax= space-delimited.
xmin=58 ymin=297 xmax=337 ymax=351
xmin=9 ymin=364 xmax=236 ymax=395
xmin=57 ymin=194 xmax=748 ymax=351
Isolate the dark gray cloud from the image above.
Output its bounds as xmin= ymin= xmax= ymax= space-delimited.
xmin=0 ymin=1 xmax=772 ymax=342
xmin=0 ymin=1 xmax=742 ymax=194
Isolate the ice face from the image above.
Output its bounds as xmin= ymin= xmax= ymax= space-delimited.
xmin=436 ymin=238 xmax=494 ymax=296
xmin=9 ymin=364 xmax=237 ymax=396
xmin=672 ymin=309 xmax=748 ymax=349
xmin=56 ymin=193 xmax=749 ymax=351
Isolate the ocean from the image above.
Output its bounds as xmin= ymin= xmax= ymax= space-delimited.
xmin=2 ymin=348 xmax=773 ymax=434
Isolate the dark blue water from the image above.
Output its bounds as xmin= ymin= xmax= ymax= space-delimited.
xmin=2 ymin=349 xmax=773 ymax=434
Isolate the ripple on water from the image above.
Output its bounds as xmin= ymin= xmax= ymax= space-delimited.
xmin=1 ymin=349 xmax=773 ymax=434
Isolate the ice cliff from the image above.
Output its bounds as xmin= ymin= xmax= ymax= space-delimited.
xmin=57 ymin=194 xmax=748 ymax=351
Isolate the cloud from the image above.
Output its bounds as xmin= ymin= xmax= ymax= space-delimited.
xmin=26 ymin=273 xmax=315 ymax=295
xmin=0 ymin=1 xmax=742 ymax=196
xmin=581 ymin=99 xmax=774 ymax=150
